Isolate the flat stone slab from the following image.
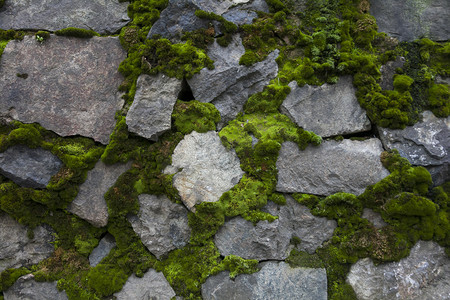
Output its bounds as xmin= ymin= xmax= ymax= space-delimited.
xmin=281 ymin=76 xmax=371 ymax=137
xmin=68 ymin=160 xmax=132 ymax=228
xmin=4 ymin=274 xmax=68 ymax=300
xmin=0 ymin=145 xmax=62 ymax=189
xmin=202 ymin=261 xmax=327 ymax=300
xmin=164 ymin=131 xmax=244 ymax=211
xmin=347 ymin=240 xmax=450 ymax=300
xmin=0 ymin=35 xmax=126 ymax=144
xmin=276 ymin=139 xmax=390 ymax=196
xmin=0 ymin=212 xmax=54 ymax=273
xmin=89 ymin=234 xmax=116 ymax=267
xmin=0 ymin=0 xmax=129 ymax=34
xmin=128 ymin=194 xmax=191 ymax=259
xmin=126 ymin=74 xmax=183 ymax=141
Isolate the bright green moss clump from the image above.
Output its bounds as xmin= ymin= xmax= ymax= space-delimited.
xmin=172 ymin=100 xmax=221 ymax=134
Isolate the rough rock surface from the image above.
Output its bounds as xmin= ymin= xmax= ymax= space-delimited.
xmin=276 ymin=139 xmax=390 ymax=196
xmin=188 ymin=35 xmax=279 ymax=128
xmin=4 ymin=274 xmax=68 ymax=300
xmin=281 ymin=76 xmax=371 ymax=137
xmin=222 ymin=0 xmax=269 ymax=25
xmin=202 ymin=262 xmax=327 ymax=300
xmin=164 ymin=131 xmax=244 ymax=211
xmin=0 ymin=35 xmax=126 ymax=144
xmin=0 ymin=0 xmax=129 ymax=34
xmin=380 ymin=56 xmax=406 ymax=90
xmin=378 ymin=111 xmax=450 ymax=185
xmin=362 ymin=208 xmax=387 ymax=229
xmin=0 ymin=212 xmax=54 ymax=273
xmin=68 ymin=160 xmax=132 ymax=228
xmin=128 ymin=194 xmax=191 ymax=259
xmin=126 ymin=74 xmax=183 ymax=141
xmin=0 ymin=145 xmax=62 ymax=189
xmin=369 ymin=0 xmax=450 ymax=42
xmin=89 ymin=234 xmax=116 ymax=267
xmin=347 ymin=240 xmax=450 ymax=300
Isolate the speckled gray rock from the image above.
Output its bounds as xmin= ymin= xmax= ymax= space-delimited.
xmin=89 ymin=234 xmax=116 ymax=267
xmin=347 ymin=240 xmax=450 ymax=300
xmin=276 ymin=139 xmax=390 ymax=196
xmin=378 ymin=111 xmax=450 ymax=185
xmin=369 ymin=0 xmax=450 ymax=42
xmin=222 ymin=0 xmax=269 ymax=25
xmin=0 ymin=145 xmax=62 ymax=189
xmin=114 ymin=269 xmax=176 ymax=300
xmin=380 ymin=56 xmax=406 ymax=90
xmin=68 ymin=160 xmax=132 ymax=228
xmin=164 ymin=131 xmax=244 ymax=211
xmin=188 ymin=35 xmax=279 ymax=128
xmin=281 ymin=76 xmax=371 ymax=138
xmin=362 ymin=208 xmax=387 ymax=229
xmin=4 ymin=274 xmax=68 ymax=300
xmin=202 ymin=261 xmax=327 ymax=300
xmin=0 ymin=212 xmax=54 ymax=273
xmin=126 ymin=74 xmax=183 ymax=141
xmin=0 ymin=35 xmax=126 ymax=144
xmin=128 ymin=194 xmax=191 ymax=259
xmin=0 ymin=0 xmax=129 ymax=34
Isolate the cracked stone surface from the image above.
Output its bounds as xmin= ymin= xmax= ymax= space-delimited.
xmin=4 ymin=274 xmax=68 ymax=300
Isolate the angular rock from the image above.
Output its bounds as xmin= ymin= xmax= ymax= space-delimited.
xmin=0 ymin=212 xmax=54 ymax=273
xmin=281 ymin=76 xmax=371 ymax=138
xmin=0 ymin=145 xmax=62 ymax=189
xmin=276 ymin=139 xmax=390 ymax=196
xmin=4 ymin=274 xmax=68 ymax=300
xmin=188 ymin=35 xmax=279 ymax=128
xmin=347 ymin=240 xmax=450 ymax=300
xmin=0 ymin=0 xmax=129 ymax=34
xmin=380 ymin=56 xmax=406 ymax=90
xmin=114 ymin=269 xmax=176 ymax=300
xmin=89 ymin=234 xmax=116 ymax=267
xmin=126 ymin=74 xmax=183 ymax=141
xmin=0 ymin=35 xmax=126 ymax=144
xmin=362 ymin=208 xmax=387 ymax=229
xmin=369 ymin=0 xmax=450 ymax=42
xmin=68 ymin=160 xmax=132 ymax=228
xmin=222 ymin=0 xmax=269 ymax=25
xmin=378 ymin=111 xmax=450 ymax=185
xmin=164 ymin=131 xmax=244 ymax=211
xmin=202 ymin=261 xmax=327 ymax=300
xmin=127 ymin=194 xmax=191 ymax=259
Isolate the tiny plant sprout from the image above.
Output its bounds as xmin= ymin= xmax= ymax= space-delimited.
xmin=36 ymin=35 xmax=44 ymax=43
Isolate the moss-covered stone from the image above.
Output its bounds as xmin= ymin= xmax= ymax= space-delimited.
xmin=54 ymin=27 xmax=99 ymax=38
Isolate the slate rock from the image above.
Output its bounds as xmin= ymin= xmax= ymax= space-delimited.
xmin=369 ymin=0 xmax=450 ymax=42
xmin=164 ymin=131 xmax=244 ymax=211
xmin=68 ymin=160 xmax=132 ymax=228
xmin=4 ymin=274 xmax=68 ymax=300
xmin=0 ymin=35 xmax=126 ymax=144
xmin=128 ymin=194 xmax=191 ymax=259
xmin=126 ymin=74 xmax=183 ymax=141
xmin=0 ymin=145 xmax=62 ymax=189
xmin=114 ymin=269 xmax=176 ymax=300
xmin=0 ymin=0 xmax=129 ymax=34
xmin=378 ymin=111 xmax=450 ymax=186
xmin=276 ymin=139 xmax=390 ymax=196
xmin=0 ymin=212 xmax=54 ymax=273
xmin=188 ymin=35 xmax=279 ymax=128
xmin=281 ymin=76 xmax=371 ymax=137
xmin=380 ymin=56 xmax=406 ymax=90
xmin=222 ymin=0 xmax=269 ymax=25
xmin=347 ymin=240 xmax=450 ymax=300
xmin=202 ymin=261 xmax=328 ymax=300
xmin=362 ymin=208 xmax=387 ymax=229
xmin=89 ymin=234 xmax=116 ymax=267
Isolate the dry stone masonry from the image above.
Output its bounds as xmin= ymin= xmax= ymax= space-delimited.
xmin=4 ymin=274 xmax=68 ymax=300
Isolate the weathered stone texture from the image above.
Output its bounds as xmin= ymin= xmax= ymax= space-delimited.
xmin=4 ymin=274 xmax=68 ymax=300
xmin=89 ymin=234 xmax=116 ymax=267
xmin=380 ymin=56 xmax=406 ymax=90
xmin=362 ymin=208 xmax=388 ymax=229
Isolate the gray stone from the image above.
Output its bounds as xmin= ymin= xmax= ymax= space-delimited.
xmin=0 ymin=212 xmax=54 ymax=273
xmin=347 ymin=240 xmax=450 ymax=300
xmin=128 ymin=194 xmax=191 ymax=259
xmin=0 ymin=35 xmax=126 ymax=144
xmin=188 ymin=35 xmax=279 ymax=128
xmin=369 ymin=0 xmax=450 ymax=42
xmin=126 ymin=74 xmax=183 ymax=141
xmin=4 ymin=274 xmax=68 ymax=300
xmin=68 ymin=160 xmax=132 ymax=228
xmin=378 ymin=111 xmax=450 ymax=186
xmin=276 ymin=139 xmax=390 ymax=196
xmin=114 ymin=269 xmax=176 ymax=300
xmin=380 ymin=56 xmax=406 ymax=90
xmin=281 ymin=76 xmax=371 ymax=138
xmin=0 ymin=0 xmax=129 ymax=34
xmin=89 ymin=234 xmax=116 ymax=267
xmin=362 ymin=208 xmax=388 ymax=229
xmin=0 ymin=145 xmax=62 ymax=189
xmin=202 ymin=261 xmax=327 ymax=300
xmin=222 ymin=0 xmax=269 ymax=25
xmin=436 ymin=75 xmax=450 ymax=86
xmin=164 ymin=131 xmax=244 ymax=211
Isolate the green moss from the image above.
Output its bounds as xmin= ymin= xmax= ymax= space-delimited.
xmin=194 ymin=10 xmax=237 ymax=34
xmin=428 ymin=83 xmax=450 ymax=117
xmin=86 ymin=264 xmax=128 ymax=297
xmin=221 ymin=255 xmax=259 ymax=279
xmin=172 ymin=100 xmax=220 ymax=134
xmin=393 ymin=74 xmax=414 ymax=93
xmin=54 ymin=27 xmax=99 ymax=38
xmin=35 ymin=31 xmax=50 ymax=42
xmin=286 ymin=249 xmax=324 ymax=268
xmin=0 ymin=267 xmax=30 ymax=292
